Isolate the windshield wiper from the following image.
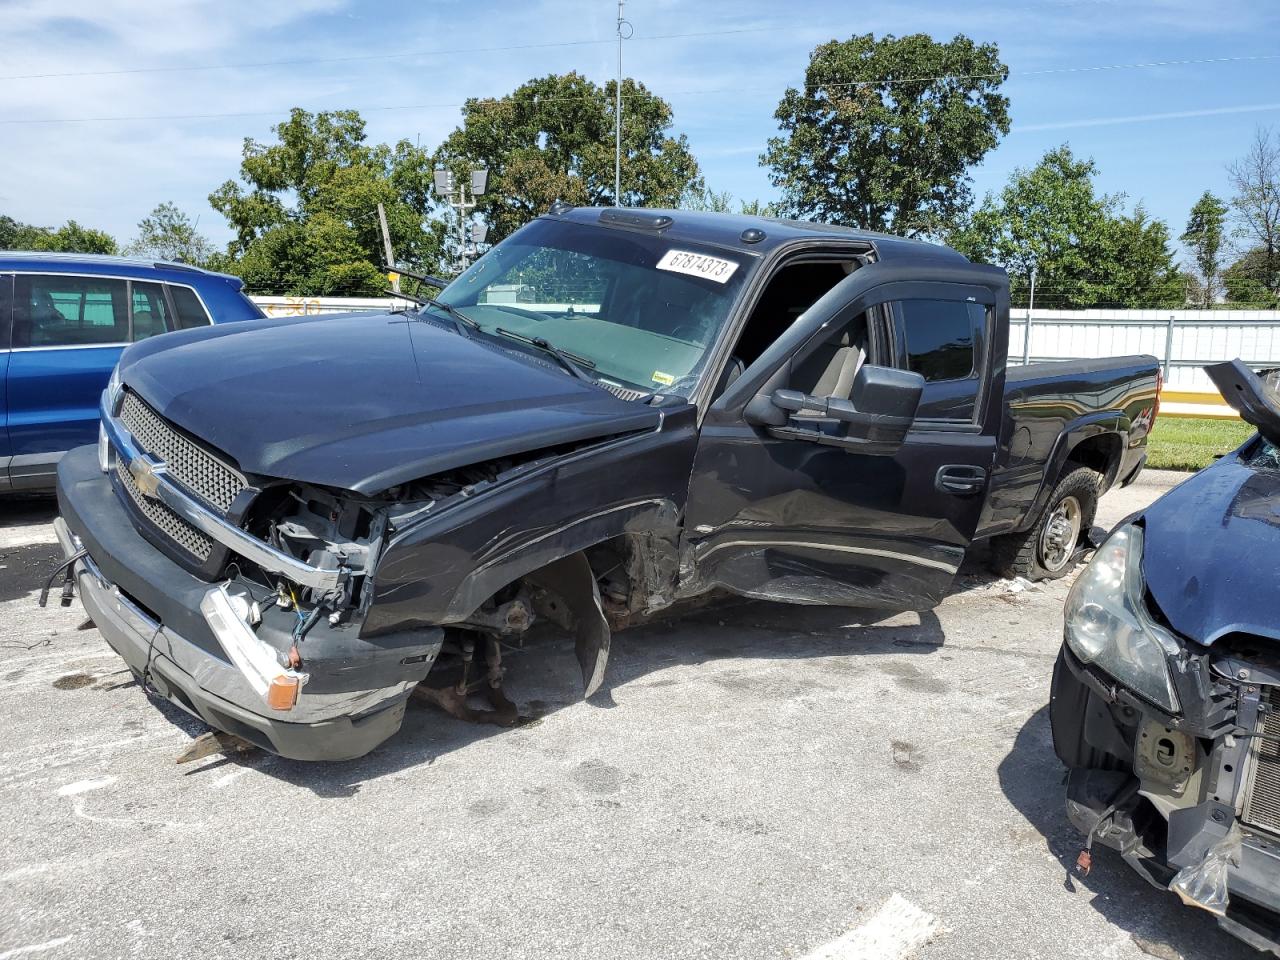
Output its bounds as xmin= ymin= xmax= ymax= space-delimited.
xmin=387 ymin=288 xmax=478 ymax=338
xmin=382 ymin=263 xmax=479 ymax=337
xmin=493 ymin=327 xmax=597 ymax=383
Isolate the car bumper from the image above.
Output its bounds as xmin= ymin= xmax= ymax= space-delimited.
xmin=1057 ymin=645 xmax=1280 ymax=955
xmin=54 ymin=444 xmax=443 ymax=761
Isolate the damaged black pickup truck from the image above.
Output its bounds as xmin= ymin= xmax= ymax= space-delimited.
xmin=1053 ymin=360 xmax=1280 ymax=954
xmin=51 ymin=207 xmax=1157 ymax=760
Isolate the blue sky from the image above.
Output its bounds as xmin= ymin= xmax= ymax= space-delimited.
xmin=2 ymin=0 xmax=1278 ymax=264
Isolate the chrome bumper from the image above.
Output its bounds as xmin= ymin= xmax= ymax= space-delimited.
xmin=54 ymin=517 xmax=413 ymax=726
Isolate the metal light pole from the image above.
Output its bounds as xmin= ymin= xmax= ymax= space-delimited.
xmin=1022 ymin=264 xmax=1037 ymax=364
xmin=434 ymin=168 xmax=488 ymax=273
xmin=614 ymin=0 xmax=629 ymax=207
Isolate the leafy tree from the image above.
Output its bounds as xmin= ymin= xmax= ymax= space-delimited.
xmin=1224 ymin=247 xmax=1280 ymax=307
xmin=738 ymin=198 xmax=782 ymax=218
xmin=0 ymin=214 xmax=117 ymax=254
xmin=209 ymin=108 xmax=445 ymax=295
xmin=681 ymin=186 xmax=735 ymax=212
xmin=1180 ymin=191 xmax=1228 ymax=307
xmin=762 ymin=33 xmax=1010 ymax=236
xmin=950 ymin=145 xmax=1182 ymax=308
xmin=681 ymin=187 xmax=780 ymax=218
xmin=125 ymin=202 xmax=215 ymax=265
xmin=1227 ymin=126 xmax=1280 ymax=300
xmin=435 ymin=72 xmax=703 ymax=242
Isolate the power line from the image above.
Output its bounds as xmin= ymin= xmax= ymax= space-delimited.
xmin=0 ymin=26 xmax=783 ymax=82
xmin=3 ymin=50 xmax=1278 ymax=126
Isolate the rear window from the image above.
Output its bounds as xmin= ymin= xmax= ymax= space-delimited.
xmin=131 ymin=281 xmax=171 ymax=341
xmin=13 ymin=275 xmax=128 ymax=347
xmin=168 ymin=285 xmax=212 ymax=329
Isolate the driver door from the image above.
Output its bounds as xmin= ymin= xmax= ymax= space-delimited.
xmin=682 ymin=260 xmax=1007 ymax=610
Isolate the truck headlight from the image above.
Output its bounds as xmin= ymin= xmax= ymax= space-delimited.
xmin=97 ymin=422 xmax=110 ymax=473
xmin=1065 ymin=523 xmax=1181 ymax=713
xmin=104 ymin=363 xmax=124 ymax=414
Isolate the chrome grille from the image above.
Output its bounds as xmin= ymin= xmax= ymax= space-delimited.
xmin=1244 ymin=688 xmax=1280 ymax=836
xmin=118 ymin=391 xmax=245 ymax=513
xmin=115 ymin=458 xmax=213 ymax=561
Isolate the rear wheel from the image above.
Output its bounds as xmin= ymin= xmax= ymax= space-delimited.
xmin=991 ymin=466 xmax=1100 ymax=581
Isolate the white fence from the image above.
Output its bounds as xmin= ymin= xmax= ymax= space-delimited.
xmin=1008 ymin=309 xmax=1280 ymax=392
xmin=251 ymin=296 xmax=396 ymax=317
xmin=249 ymin=297 xmax=1280 ymax=395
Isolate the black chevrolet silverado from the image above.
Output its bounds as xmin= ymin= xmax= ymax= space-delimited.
xmin=50 ymin=207 xmax=1157 ymax=760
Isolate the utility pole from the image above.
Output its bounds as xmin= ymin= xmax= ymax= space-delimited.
xmin=614 ymin=0 xmax=629 ymax=207
xmin=376 ymin=202 xmax=399 ymax=294
xmin=1022 ymin=264 xmax=1037 ymax=365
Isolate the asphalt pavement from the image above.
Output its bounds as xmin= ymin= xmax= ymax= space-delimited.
xmin=0 ymin=469 xmax=1260 ymax=960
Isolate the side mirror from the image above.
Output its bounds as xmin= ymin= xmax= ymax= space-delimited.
xmin=751 ymin=364 xmax=924 ymax=449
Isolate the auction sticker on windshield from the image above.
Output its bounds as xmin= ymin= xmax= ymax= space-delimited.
xmin=656 ymin=250 xmax=739 ymax=284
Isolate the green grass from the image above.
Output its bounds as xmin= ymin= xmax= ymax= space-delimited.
xmin=1146 ymin=416 xmax=1255 ymax=472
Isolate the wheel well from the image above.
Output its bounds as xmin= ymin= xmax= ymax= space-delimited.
xmin=1065 ymin=432 xmax=1122 ymax=487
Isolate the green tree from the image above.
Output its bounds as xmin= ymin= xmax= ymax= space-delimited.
xmin=681 ymin=186 xmax=735 ymax=212
xmin=681 ymin=187 xmax=780 ymax=218
xmin=435 ymin=72 xmax=703 ymax=242
xmin=209 ymin=108 xmax=444 ymax=295
xmin=1180 ymin=191 xmax=1228 ymax=307
xmin=1224 ymin=248 xmax=1280 ymax=307
xmin=1227 ymin=126 xmax=1280 ymax=300
xmin=125 ymin=202 xmax=215 ymax=265
xmin=950 ymin=145 xmax=1182 ymax=308
xmin=762 ymin=33 xmax=1010 ymax=236
xmin=0 ymin=214 xmax=117 ymax=254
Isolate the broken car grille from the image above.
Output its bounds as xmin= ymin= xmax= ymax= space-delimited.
xmin=115 ymin=457 xmax=214 ymax=561
xmin=1244 ymin=687 xmax=1280 ymax=836
xmin=118 ymin=390 xmax=246 ymax=514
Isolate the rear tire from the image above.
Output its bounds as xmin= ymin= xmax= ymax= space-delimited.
xmin=991 ymin=466 xmax=1100 ymax=581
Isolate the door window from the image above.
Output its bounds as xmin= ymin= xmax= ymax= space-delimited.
xmin=13 ymin=275 xmax=128 ymax=347
xmin=130 ymin=281 xmax=172 ymax=341
xmin=891 ymin=299 xmax=987 ymax=421
xmin=168 ymin=285 xmax=212 ymax=329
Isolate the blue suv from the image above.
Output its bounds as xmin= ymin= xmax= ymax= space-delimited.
xmin=0 ymin=253 xmax=263 ymax=491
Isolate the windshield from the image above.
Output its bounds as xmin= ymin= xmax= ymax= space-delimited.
xmin=436 ymin=218 xmax=752 ymax=396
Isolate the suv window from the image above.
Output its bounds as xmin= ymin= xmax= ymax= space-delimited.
xmin=168 ymin=285 xmax=212 ymax=329
xmin=131 ymin=281 xmax=171 ymax=341
xmin=13 ymin=275 xmax=128 ymax=347
xmin=891 ymin=299 xmax=987 ymax=422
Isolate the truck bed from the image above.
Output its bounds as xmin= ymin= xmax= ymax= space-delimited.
xmin=975 ymin=354 xmax=1160 ymax=540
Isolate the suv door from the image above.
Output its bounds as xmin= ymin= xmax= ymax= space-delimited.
xmin=7 ymin=274 xmax=131 ymax=488
xmin=682 ymin=260 xmax=1008 ymax=610
xmin=0 ymin=274 xmax=12 ymax=489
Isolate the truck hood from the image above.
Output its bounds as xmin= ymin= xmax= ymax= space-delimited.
xmin=119 ymin=312 xmax=661 ymax=494
xmin=1142 ymin=452 xmax=1280 ymax=646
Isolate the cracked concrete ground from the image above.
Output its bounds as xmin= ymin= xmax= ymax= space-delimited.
xmin=0 ymin=469 xmax=1260 ymax=960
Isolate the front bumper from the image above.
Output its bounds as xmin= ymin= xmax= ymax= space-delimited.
xmin=1056 ymin=645 xmax=1280 ymax=954
xmin=55 ymin=444 xmax=443 ymax=761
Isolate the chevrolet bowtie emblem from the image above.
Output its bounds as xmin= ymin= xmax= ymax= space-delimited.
xmin=128 ymin=457 xmax=164 ymax=499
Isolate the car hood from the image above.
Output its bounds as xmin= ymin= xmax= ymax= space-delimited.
xmin=1142 ymin=450 xmax=1280 ymax=646
xmin=119 ymin=312 xmax=662 ymax=494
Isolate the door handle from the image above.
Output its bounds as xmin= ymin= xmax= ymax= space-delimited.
xmin=935 ymin=464 xmax=987 ymax=496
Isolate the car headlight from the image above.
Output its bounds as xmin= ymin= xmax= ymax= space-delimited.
xmin=1065 ymin=522 xmax=1181 ymax=713
xmin=104 ymin=363 xmax=124 ymax=414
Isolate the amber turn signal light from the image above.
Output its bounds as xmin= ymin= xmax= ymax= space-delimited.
xmin=266 ymin=675 xmax=299 ymax=711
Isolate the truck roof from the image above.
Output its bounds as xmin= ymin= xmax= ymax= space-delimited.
xmin=546 ymin=206 xmax=972 ymax=263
